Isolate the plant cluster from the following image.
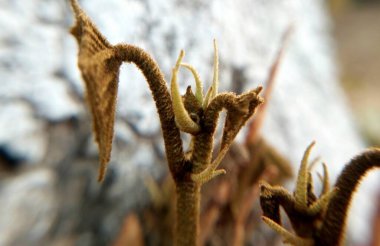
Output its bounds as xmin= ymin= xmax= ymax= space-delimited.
xmin=260 ymin=143 xmax=380 ymax=245
xmin=69 ymin=0 xmax=380 ymax=245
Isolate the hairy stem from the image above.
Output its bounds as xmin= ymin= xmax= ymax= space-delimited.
xmin=175 ymin=181 xmax=201 ymax=246
xmin=191 ymin=93 xmax=239 ymax=172
xmin=114 ymin=44 xmax=185 ymax=177
xmin=315 ymin=148 xmax=380 ymax=245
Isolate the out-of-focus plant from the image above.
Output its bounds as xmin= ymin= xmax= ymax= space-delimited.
xmin=260 ymin=142 xmax=380 ymax=245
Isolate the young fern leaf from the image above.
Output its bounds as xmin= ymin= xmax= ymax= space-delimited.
xmin=294 ymin=141 xmax=316 ymax=210
xmin=202 ymin=86 xmax=214 ymax=110
xmin=203 ymin=39 xmax=219 ymax=108
xmin=262 ymin=216 xmax=314 ymax=246
xmin=210 ymin=39 xmax=219 ymax=99
xmin=180 ymin=63 xmax=204 ymax=105
xmin=318 ymin=163 xmax=330 ymax=195
xmin=171 ymin=51 xmax=201 ymax=134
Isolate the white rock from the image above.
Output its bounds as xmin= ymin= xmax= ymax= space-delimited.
xmin=0 ymin=101 xmax=47 ymax=163
xmin=0 ymin=169 xmax=57 ymax=245
xmin=0 ymin=0 xmax=377 ymax=244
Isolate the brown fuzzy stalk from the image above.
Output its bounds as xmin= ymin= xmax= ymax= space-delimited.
xmin=315 ymin=148 xmax=380 ymax=245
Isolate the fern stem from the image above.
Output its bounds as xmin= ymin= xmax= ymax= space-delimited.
xmin=175 ymin=181 xmax=201 ymax=246
xmin=315 ymin=149 xmax=380 ymax=245
xmin=114 ymin=44 xmax=186 ymax=177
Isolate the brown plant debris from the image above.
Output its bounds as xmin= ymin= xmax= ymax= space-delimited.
xmin=113 ymin=213 xmax=144 ymax=246
xmin=246 ymin=25 xmax=293 ymax=145
xmin=70 ymin=0 xmax=118 ymax=181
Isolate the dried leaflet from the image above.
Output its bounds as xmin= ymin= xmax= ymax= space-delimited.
xmin=70 ymin=0 xmax=120 ymax=181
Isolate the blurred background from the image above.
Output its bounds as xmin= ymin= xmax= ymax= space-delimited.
xmin=330 ymin=0 xmax=380 ymax=147
xmin=0 ymin=0 xmax=378 ymax=245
